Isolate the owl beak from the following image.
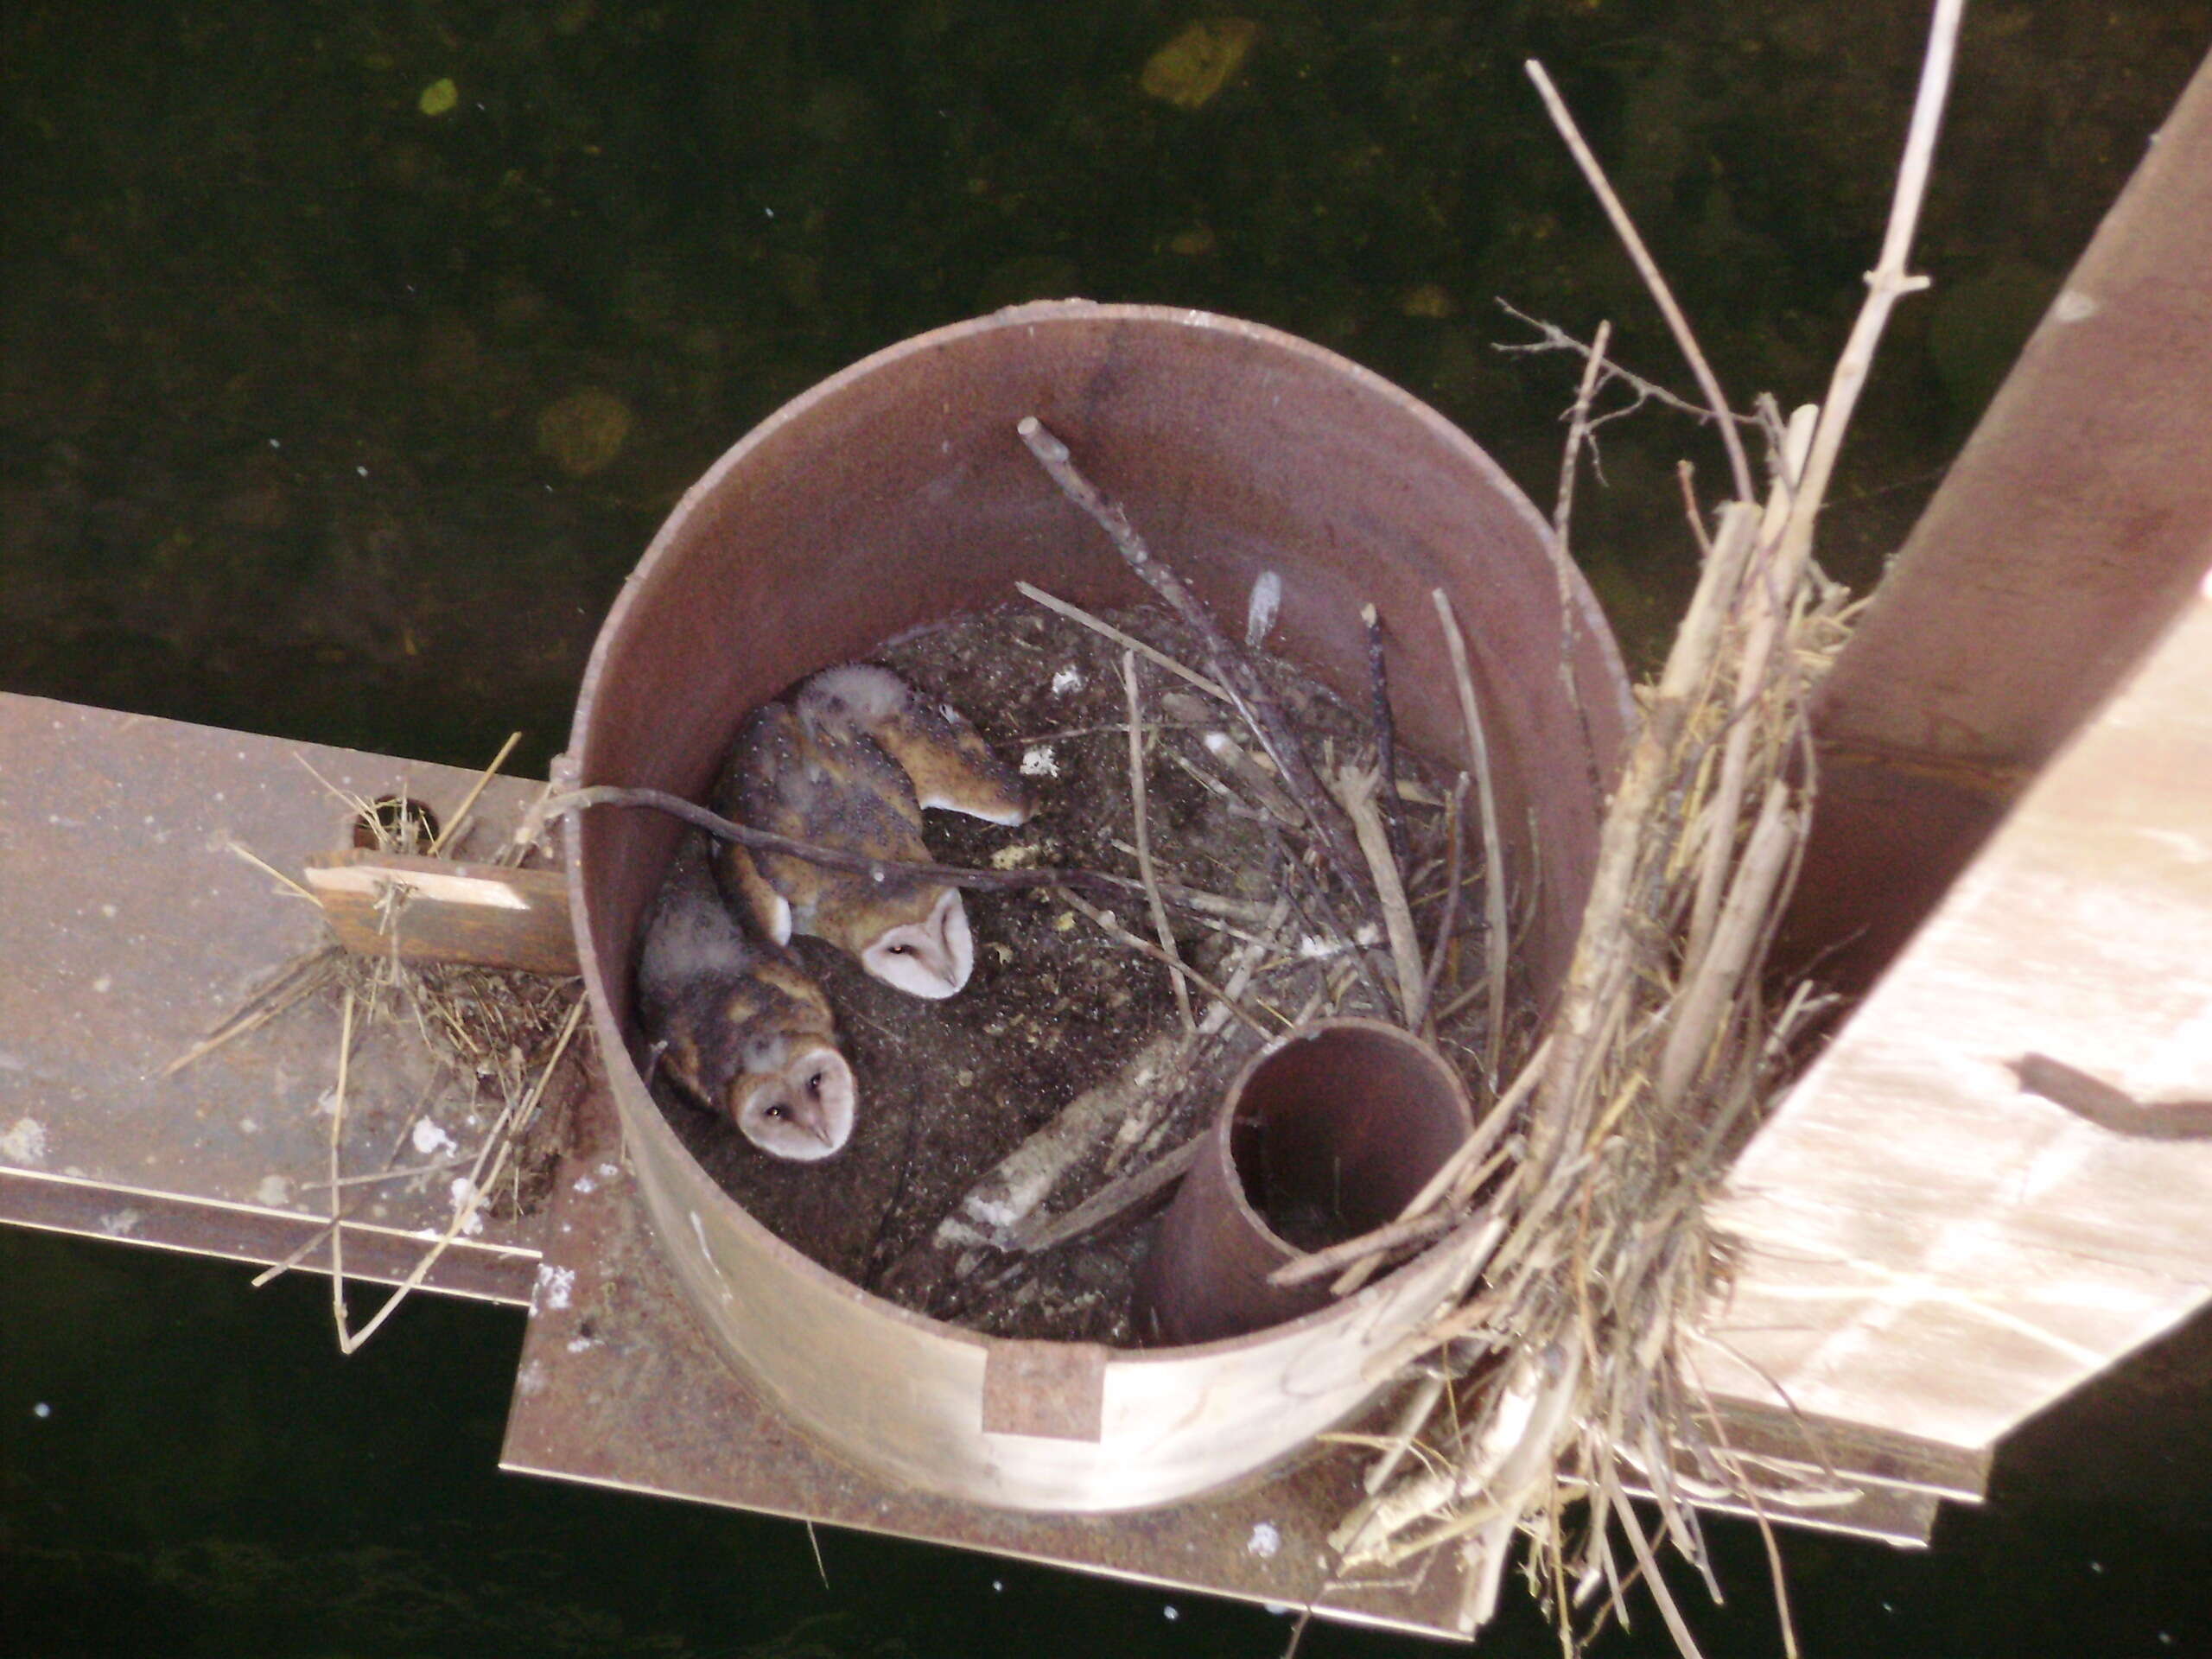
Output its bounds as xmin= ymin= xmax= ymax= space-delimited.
xmin=797 ymin=1047 xmax=855 ymax=1154
xmin=930 ymin=887 xmax=974 ymax=993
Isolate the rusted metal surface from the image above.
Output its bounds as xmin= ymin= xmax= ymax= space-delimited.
xmin=1694 ymin=1400 xmax=1989 ymax=1504
xmin=1708 ymin=581 xmax=2212 ymax=1449
xmin=305 ymin=849 xmax=577 ymax=976
xmin=504 ymin=1081 xmax=1482 ymax=1640
xmin=505 ymin=1087 xmax=1959 ymax=1647
xmin=1139 ymin=1020 xmax=1473 ymax=1345
xmin=979 ymin=1341 xmax=1110 ymax=1442
xmin=1788 ymin=48 xmax=2212 ymax=993
xmin=562 ymin=302 xmax=1632 ymax=1512
xmin=1613 ymin=1395 xmax=1993 ymax=1551
xmin=0 ymin=694 xmax=548 ymax=1300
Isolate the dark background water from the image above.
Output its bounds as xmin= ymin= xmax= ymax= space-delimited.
xmin=4 ymin=2 xmax=2209 ymax=1654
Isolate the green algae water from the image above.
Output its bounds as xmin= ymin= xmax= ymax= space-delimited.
xmin=5 ymin=2 xmax=2210 ymax=1653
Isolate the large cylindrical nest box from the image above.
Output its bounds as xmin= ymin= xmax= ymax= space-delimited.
xmin=566 ymin=301 xmax=1628 ymax=1513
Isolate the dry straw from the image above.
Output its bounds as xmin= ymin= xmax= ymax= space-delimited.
xmin=1299 ymin=4 xmax=1966 ymax=1651
xmin=170 ymin=734 xmax=591 ymax=1351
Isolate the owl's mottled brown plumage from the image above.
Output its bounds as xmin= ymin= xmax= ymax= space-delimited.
xmin=636 ymin=835 xmax=855 ymax=1161
xmin=711 ymin=664 xmax=1034 ymax=999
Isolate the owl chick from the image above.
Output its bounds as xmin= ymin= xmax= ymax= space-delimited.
xmin=712 ymin=664 xmax=1036 ymax=1000
xmin=797 ymin=664 xmax=1036 ymax=828
xmin=636 ymin=835 xmax=855 ymax=1161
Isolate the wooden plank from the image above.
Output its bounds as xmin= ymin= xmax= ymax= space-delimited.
xmin=1704 ymin=579 xmax=2212 ymax=1449
xmin=1787 ymin=48 xmax=2212 ymax=993
xmin=304 ymin=849 xmax=576 ymax=976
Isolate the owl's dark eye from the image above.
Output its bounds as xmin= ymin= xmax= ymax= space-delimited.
xmin=887 ymin=943 xmax=911 ymax=956
xmin=765 ymin=1103 xmax=788 ymax=1120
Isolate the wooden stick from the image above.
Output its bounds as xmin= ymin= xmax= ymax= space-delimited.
xmin=161 ymin=944 xmax=340 ymax=1077
xmin=1197 ymin=728 xmax=1304 ymax=825
xmin=251 ymin=1217 xmax=340 ymax=1287
xmin=1497 ymin=301 xmax=1713 ymax=428
xmin=1123 ymin=651 xmax=1196 ymax=1033
xmin=1332 ymin=1038 xmax=1549 ymax=1299
xmin=1524 ymin=60 xmax=1754 ymax=506
xmin=429 ymin=730 xmax=523 ymax=856
xmin=923 ymin=1034 xmax=1186 ymax=1250
xmin=1053 ymin=887 xmax=1274 ymax=1037
xmin=1363 ymin=603 xmax=1412 ymax=871
xmin=1187 ymin=893 xmax=1294 ymax=1044
xmin=1769 ymin=0 xmax=1964 ymax=601
xmin=226 ymin=838 xmax=317 ymax=904
xmin=1553 ymin=319 xmax=1614 ymax=551
xmin=327 ymin=988 xmax=355 ymax=1346
xmin=1273 ymin=824 xmax=1394 ymax=1019
xmin=1336 ymin=764 xmax=1426 ymax=1026
xmin=298 ymin=1153 xmax=474 ymax=1192
xmin=552 ymin=785 xmax=1217 ymax=915
xmin=1017 ymin=416 xmax=1371 ymax=893
xmin=1266 ymin=1207 xmax=1456 ymax=1287
xmin=1008 ymin=1135 xmax=1205 ymax=1254
xmin=1610 ymin=1486 xmax=1710 ymax=1659
xmin=335 ymin=995 xmax=586 ymax=1354
xmin=1364 ymin=1370 xmax=1450 ymax=1496
xmin=1431 ymin=592 xmax=1511 ymax=1077
xmin=1683 ymin=404 xmax=1820 ymax=975
xmin=1420 ymin=776 xmax=1470 ymax=1035
xmin=1656 ymin=780 xmax=1797 ymax=1112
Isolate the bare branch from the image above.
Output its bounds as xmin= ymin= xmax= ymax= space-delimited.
xmin=1523 ymin=62 xmax=1757 ymax=505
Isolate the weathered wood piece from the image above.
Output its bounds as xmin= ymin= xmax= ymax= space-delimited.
xmin=1789 ymin=48 xmax=2212 ymax=992
xmin=1705 ymin=579 xmax=2212 ymax=1450
xmin=304 ymin=849 xmax=577 ymax=976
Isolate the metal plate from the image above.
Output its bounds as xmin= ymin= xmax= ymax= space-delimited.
xmin=0 ymin=694 xmax=551 ymax=1300
xmin=1789 ymin=50 xmax=2212 ymax=994
xmin=500 ymin=1081 xmax=1483 ymax=1641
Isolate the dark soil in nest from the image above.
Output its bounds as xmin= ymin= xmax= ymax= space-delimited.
xmin=645 ymin=598 xmax=1522 ymax=1345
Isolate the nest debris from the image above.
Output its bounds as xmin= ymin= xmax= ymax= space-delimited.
xmin=169 ymin=744 xmax=591 ymax=1354
xmin=1294 ymin=15 xmax=1967 ymax=1651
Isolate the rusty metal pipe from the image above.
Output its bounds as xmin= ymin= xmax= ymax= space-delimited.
xmin=564 ymin=302 xmax=1628 ymax=1512
xmin=1138 ymin=1020 xmax=1476 ymax=1346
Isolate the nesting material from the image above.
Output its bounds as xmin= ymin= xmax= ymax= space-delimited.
xmin=1317 ymin=13 xmax=1967 ymax=1650
xmin=651 ymin=597 xmax=1527 ymax=1345
xmin=169 ymin=745 xmax=592 ymax=1351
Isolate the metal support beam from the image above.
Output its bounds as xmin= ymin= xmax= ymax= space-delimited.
xmin=0 ymin=694 xmax=550 ymax=1301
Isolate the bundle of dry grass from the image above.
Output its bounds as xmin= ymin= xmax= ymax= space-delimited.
xmin=1297 ymin=5 xmax=1967 ymax=1650
xmin=171 ymin=740 xmax=590 ymax=1353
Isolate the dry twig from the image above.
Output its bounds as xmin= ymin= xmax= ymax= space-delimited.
xmin=1123 ymin=652 xmax=1196 ymax=1033
xmin=1431 ymin=592 xmax=1511 ymax=1077
xmin=1335 ymin=764 xmax=1425 ymax=1025
xmin=1523 ymin=61 xmax=1754 ymax=505
xmin=1018 ymin=416 xmax=1372 ymax=896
